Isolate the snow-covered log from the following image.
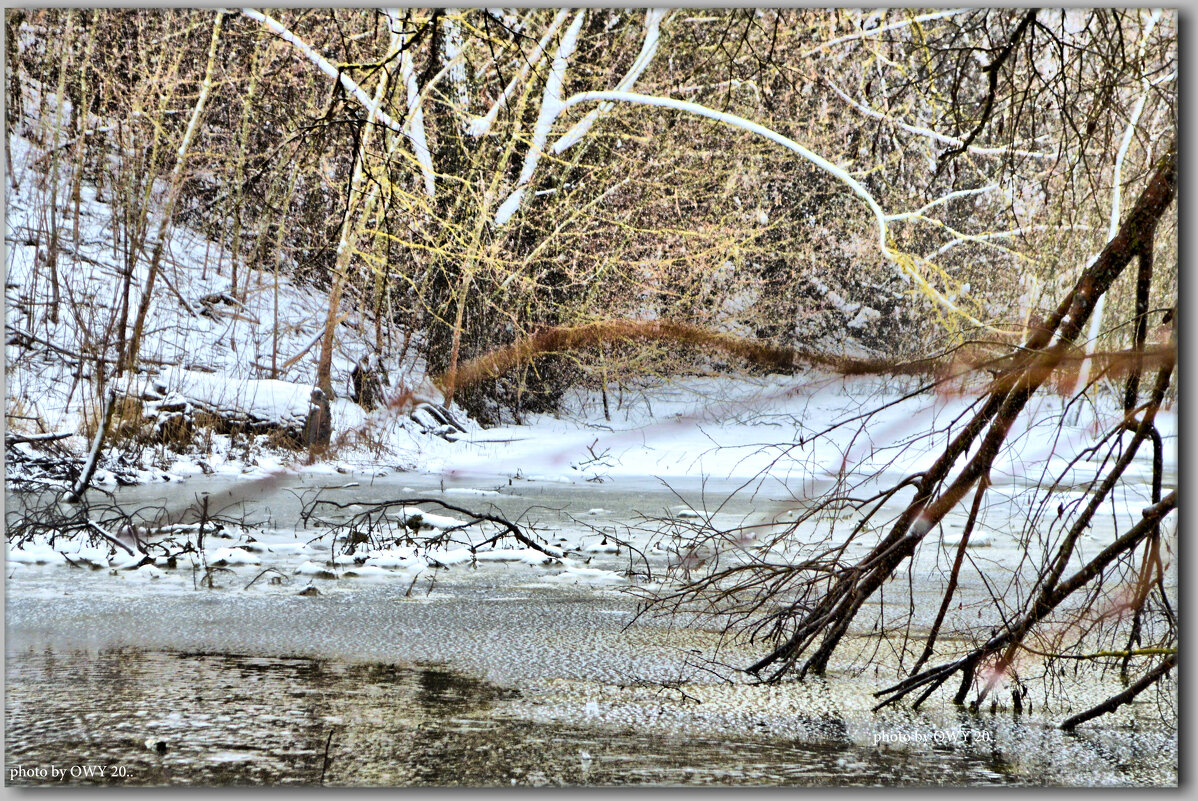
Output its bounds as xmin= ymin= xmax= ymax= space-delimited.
xmin=61 ymin=388 xmax=116 ymax=503
xmin=119 ymin=370 xmax=321 ymax=446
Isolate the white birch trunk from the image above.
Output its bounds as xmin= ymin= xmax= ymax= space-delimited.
xmin=467 ymin=9 xmax=570 ymax=138
xmin=492 ymin=9 xmax=586 ymax=227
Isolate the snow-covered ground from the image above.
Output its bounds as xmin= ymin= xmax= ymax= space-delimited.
xmin=2 ymin=79 xmax=1176 ymax=610
xmin=4 ymin=84 xmax=1177 ymax=499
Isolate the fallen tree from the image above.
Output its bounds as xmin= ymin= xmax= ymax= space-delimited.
xmin=626 ymin=144 xmax=1177 ymax=727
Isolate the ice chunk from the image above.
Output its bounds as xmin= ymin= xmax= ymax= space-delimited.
xmin=208 ymin=547 xmax=261 ymax=565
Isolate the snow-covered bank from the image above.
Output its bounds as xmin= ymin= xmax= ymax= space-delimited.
xmin=5 ymin=93 xmax=1176 ymax=497
xmin=429 ymin=372 xmax=1177 ymax=490
xmin=8 ymin=363 xmax=1176 ymax=500
xmin=3 ymin=112 xmax=466 ymax=485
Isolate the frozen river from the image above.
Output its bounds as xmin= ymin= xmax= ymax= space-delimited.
xmin=5 ymin=471 xmax=1177 ymax=786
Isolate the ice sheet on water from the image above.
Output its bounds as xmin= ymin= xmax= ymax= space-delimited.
xmin=543 ymin=567 xmax=626 ymax=585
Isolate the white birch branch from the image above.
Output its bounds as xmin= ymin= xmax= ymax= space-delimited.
xmin=1106 ymin=9 xmax=1162 ymax=243
xmin=551 ymin=9 xmax=667 ymax=154
xmin=492 ymin=8 xmax=586 ymax=227
xmin=552 ymin=89 xmax=989 ymax=328
xmin=378 ymin=8 xmax=437 ymax=199
xmin=240 ymin=8 xmax=405 ymax=135
xmin=884 ymin=185 xmax=998 ymax=222
xmin=801 ymin=8 xmax=974 ymax=57
xmin=468 ymin=9 xmax=570 ymax=138
xmin=399 ymin=36 xmax=437 ymax=198
xmin=62 ymin=389 xmax=116 ymax=504
xmin=927 ymin=224 xmax=1096 ymax=260
xmin=823 ymin=75 xmax=1054 ymax=160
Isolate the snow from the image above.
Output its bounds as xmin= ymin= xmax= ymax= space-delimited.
xmin=4 ymin=108 xmax=474 ymax=482
xmin=208 ymin=547 xmax=262 ymax=566
xmin=942 ymin=533 xmax=994 ymax=549
xmin=4 ymin=81 xmax=1177 ymax=612
xmin=129 ymin=564 xmax=167 ymax=581
xmin=340 ymin=564 xmax=394 ymax=580
xmin=122 ymin=367 xmax=315 ymax=433
xmin=473 ymin=548 xmax=563 ymax=566
xmin=545 ymin=567 xmax=627 ymax=586
xmin=265 ymin=542 xmax=311 ymax=555
xmin=7 ymin=533 xmax=148 ymax=569
xmin=294 ymin=560 xmax=337 ymax=577
xmin=7 ymin=539 xmax=68 ymax=565
xmin=430 ymin=548 xmax=477 ymax=566
xmin=363 ymin=548 xmax=428 ymax=571
xmin=391 ymin=508 xmax=469 ymax=531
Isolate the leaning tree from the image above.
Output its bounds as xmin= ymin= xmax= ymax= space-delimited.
xmin=616 ymin=8 xmax=1177 ymax=728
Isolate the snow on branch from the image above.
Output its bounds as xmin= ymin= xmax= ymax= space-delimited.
xmin=554 ymin=90 xmax=990 ymax=329
xmin=551 ymin=9 xmax=667 ymax=154
xmin=927 ymin=224 xmax=1096 ymax=261
xmin=485 ymin=8 xmax=524 ymax=33
xmin=239 ymin=8 xmax=405 ymax=135
xmin=399 ymin=33 xmax=437 ymax=198
xmin=884 ymin=185 xmax=998 ymax=222
xmin=467 ymin=9 xmax=570 ymax=138
xmin=492 ymin=9 xmax=586 ymax=227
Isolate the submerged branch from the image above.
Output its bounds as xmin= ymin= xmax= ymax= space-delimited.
xmin=1060 ymin=654 xmax=1175 ymax=731
xmin=304 ymin=496 xmax=559 ymax=558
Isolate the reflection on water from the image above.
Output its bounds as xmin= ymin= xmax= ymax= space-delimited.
xmin=6 ymin=647 xmax=1021 ymax=786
